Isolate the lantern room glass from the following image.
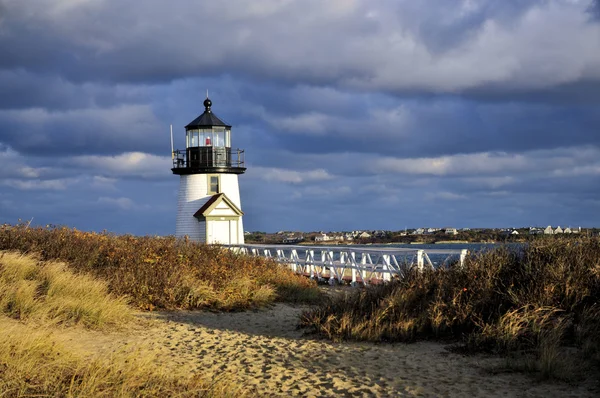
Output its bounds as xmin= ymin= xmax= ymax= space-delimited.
xmin=186 ymin=128 xmax=232 ymax=148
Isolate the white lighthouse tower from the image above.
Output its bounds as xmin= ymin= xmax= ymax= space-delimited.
xmin=172 ymin=97 xmax=246 ymax=244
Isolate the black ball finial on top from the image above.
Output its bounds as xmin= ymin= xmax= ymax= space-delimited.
xmin=203 ymin=98 xmax=212 ymax=113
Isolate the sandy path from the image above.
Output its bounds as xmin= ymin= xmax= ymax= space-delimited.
xmin=116 ymin=304 xmax=597 ymax=398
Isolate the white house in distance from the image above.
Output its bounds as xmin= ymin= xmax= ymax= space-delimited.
xmin=171 ymin=97 xmax=246 ymax=244
xmin=542 ymin=226 xmax=581 ymax=235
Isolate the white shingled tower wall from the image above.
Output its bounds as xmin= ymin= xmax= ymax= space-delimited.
xmin=175 ymin=174 xmax=244 ymax=243
xmin=172 ymin=97 xmax=246 ymax=245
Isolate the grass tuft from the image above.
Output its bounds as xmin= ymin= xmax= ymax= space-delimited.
xmin=0 ymin=251 xmax=132 ymax=328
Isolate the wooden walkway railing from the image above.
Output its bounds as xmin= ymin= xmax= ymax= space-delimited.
xmin=229 ymin=244 xmax=468 ymax=285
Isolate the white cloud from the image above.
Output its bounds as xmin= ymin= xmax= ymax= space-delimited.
xmin=249 ymin=167 xmax=334 ymax=183
xmin=68 ymin=152 xmax=171 ymax=179
xmin=97 ymin=196 xmax=135 ymax=210
xmin=369 ymin=146 xmax=600 ymax=177
xmin=2 ymin=178 xmax=75 ymax=191
xmin=426 ymin=191 xmax=467 ymax=201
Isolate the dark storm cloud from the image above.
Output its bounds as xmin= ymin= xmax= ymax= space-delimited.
xmin=395 ymin=0 xmax=548 ymax=54
xmin=1 ymin=1 xmax=599 ymax=97
xmin=1 ymin=0 xmax=600 ymax=233
xmin=0 ymin=70 xmax=153 ymax=111
xmin=589 ymin=0 xmax=600 ymax=20
xmin=0 ymin=104 xmax=167 ymax=157
xmin=247 ymin=96 xmax=600 ymax=158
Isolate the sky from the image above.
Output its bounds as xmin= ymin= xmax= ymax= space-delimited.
xmin=0 ymin=0 xmax=599 ymax=234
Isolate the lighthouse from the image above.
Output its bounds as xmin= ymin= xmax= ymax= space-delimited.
xmin=172 ymin=97 xmax=246 ymax=244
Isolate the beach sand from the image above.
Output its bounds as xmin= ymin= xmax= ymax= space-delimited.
xmin=55 ymin=303 xmax=596 ymax=397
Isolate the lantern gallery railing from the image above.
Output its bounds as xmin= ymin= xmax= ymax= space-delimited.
xmin=172 ymin=147 xmax=245 ymax=169
xmin=229 ymin=244 xmax=469 ymax=286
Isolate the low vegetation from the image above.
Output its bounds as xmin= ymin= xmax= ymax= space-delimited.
xmin=300 ymin=237 xmax=600 ymax=380
xmin=0 ymin=251 xmax=131 ymax=328
xmin=0 ymin=224 xmax=320 ymax=311
xmin=0 ymin=252 xmax=239 ymax=397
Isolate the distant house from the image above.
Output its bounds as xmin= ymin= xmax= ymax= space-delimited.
xmin=544 ymin=226 xmax=554 ymax=235
xmin=412 ymin=228 xmax=425 ymax=235
xmin=427 ymin=228 xmax=440 ymax=234
xmin=283 ymin=235 xmax=303 ymax=244
xmin=344 ymin=233 xmax=354 ymax=241
xmin=554 ymin=226 xmax=563 ymax=234
xmin=529 ymin=227 xmax=543 ymax=235
xmin=563 ymin=227 xmax=572 ymax=234
xmin=445 ymin=228 xmax=458 ymax=235
xmin=314 ymin=233 xmax=330 ymax=242
xmin=357 ymin=231 xmax=371 ymax=239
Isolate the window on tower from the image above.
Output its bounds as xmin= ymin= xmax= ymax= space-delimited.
xmin=208 ymin=175 xmax=220 ymax=194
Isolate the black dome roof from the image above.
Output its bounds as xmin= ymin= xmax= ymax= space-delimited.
xmin=185 ymin=98 xmax=231 ymax=129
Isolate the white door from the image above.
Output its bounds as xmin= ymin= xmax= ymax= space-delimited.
xmin=229 ymin=220 xmax=238 ymax=245
xmin=211 ymin=220 xmax=230 ymax=244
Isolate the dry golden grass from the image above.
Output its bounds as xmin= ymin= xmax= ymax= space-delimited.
xmin=0 ymin=317 xmax=241 ymax=397
xmin=0 ymin=251 xmax=132 ymax=328
xmin=0 ymin=252 xmax=247 ymax=397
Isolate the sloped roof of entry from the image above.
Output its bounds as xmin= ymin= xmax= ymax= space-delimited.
xmin=193 ymin=193 xmax=243 ymax=218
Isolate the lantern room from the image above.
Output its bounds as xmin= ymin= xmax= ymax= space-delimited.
xmin=172 ymin=98 xmax=245 ymax=175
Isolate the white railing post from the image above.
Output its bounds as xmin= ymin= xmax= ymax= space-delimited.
xmin=460 ymin=249 xmax=468 ymax=268
xmin=290 ymin=249 xmax=298 ymax=273
xmin=361 ymin=253 xmax=369 ymax=285
xmin=308 ymin=249 xmax=315 ymax=279
xmin=350 ymin=252 xmax=357 ymax=286
xmin=382 ymin=254 xmax=391 ymax=282
xmin=417 ymin=250 xmax=424 ymax=272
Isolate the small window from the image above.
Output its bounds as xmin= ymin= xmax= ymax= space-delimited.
xmin=208 ymin=175 xmax=220 ymax=194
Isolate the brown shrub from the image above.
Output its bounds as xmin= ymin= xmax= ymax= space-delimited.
xmin=0 ymin=224 xmax=319 ymax=311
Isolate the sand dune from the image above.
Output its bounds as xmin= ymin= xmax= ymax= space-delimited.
xmin=112 ymin=304 xmax=596 ymax=397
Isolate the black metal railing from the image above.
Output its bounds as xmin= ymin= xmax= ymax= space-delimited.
xmin=172 ymin=147 xmax=245 ymax=169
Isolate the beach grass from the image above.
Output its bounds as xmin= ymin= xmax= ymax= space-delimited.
xmin=300 ymin=236 xmax=600 ymax=379
xmin=0 ymin=224 xmax=320 ymax=311
xmin=0 ymin=252 xmax=243 ymax=397
xmin=0 ymin=251 xmax=132 ymax=328
xmin=0 ymin=318 xmax=229 ymax=397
